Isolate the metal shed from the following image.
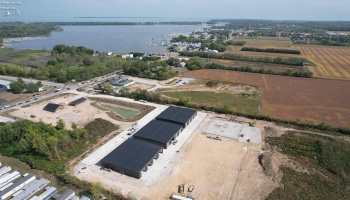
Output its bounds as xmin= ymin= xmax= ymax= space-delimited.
xmin=133 ymin=119 xmax=183 ymax=149
xmin=101 ymin=139 xmax=163 ymax=179
xmin=156 ymin=106 xmax=197 ymax=127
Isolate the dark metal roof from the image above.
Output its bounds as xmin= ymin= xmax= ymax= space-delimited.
xmin=0 ymin=174 xmax=35 ymax=197
xmin=69 ymin=97 xmax=86 ymax=106
xmin=133 ymin=120 xmax=183 ymax=144
xmin=43 ymin=103 xmax=61 ymax=112
xmin=101 ymin=139 xmax=162 ymax=173
xmin=156 ymin=106 xmax=197 ymax=125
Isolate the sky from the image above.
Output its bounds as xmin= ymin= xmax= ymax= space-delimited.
xmin=1 ymin=0 xmax=350 ymax=21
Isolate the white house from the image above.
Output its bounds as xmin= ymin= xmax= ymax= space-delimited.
xmin=122 ymin=54 xmax=134 ymax=59
xmin=177 ymin=62 xmax=186 ymax=68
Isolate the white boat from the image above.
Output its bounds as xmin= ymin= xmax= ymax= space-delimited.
xmin=15 ymin=9 xmax=20 ymax=15
xmin=5 ymin=11 xmax=11 ymax=16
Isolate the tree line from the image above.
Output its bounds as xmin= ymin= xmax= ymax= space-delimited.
xmin=226 ymin=40 xmax=246 ymax=46
xmin=171 ymin=35 xmax=227 ymax=52
xmin=0 ymin=45 xmax=178 ymax=82
xmin=179 ymin=51 xmax=305 ymax=66
xmin=184 ymin=57 xmax=312 ymax=78
xmin=52 ymin=44 xmax=94 ymax=55
xmin=0 ymin=118 xmax=125 ymax=199
xmin=123 ymin=60 xmax=176 ymax=80
xmin=9 ymin=78 xmax=43 ymax=94
xmin=0 ymin=22 xmax=62 ymax=38
xmin=241 ymin=47 xmax=301 ymax=55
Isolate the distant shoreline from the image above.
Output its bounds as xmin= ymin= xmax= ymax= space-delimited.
xmin=48 ymin=21 xmax=207 ymax=26
xmin=75 ymin=17 xmax=161 ymax=19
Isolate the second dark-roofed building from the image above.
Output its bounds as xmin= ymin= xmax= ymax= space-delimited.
xmin=69 ymin=97 xmax=86 ymax=106
xmin=101 ymin=139 xmax=163 ymax=179
xmin=156 ymin=106 xmax=197 ymax=127
xmin=133 ymin=120 xmax=183 ymax=149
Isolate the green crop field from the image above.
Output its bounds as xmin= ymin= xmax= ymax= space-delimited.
xmin=161 ymin=90 xmax=261 ymax=115
xmin=234 ymin=37 xmax=294 ymax=48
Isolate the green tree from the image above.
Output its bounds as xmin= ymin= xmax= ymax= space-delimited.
xmin=71 ymin=122 xmax=78 ymax=130
xmin=90 ymin=182 xmax=102 ymax=199
xmin=36 ymin=81 xmax=43 ymax=87
xmin=102 ymin=83 xmax=114 ymax=94
xmin=9 ymin=81 xmax=25 ymax=94
xmin=26 ymin=82 xmax=39 ymax=93
xmin=56 ymin=119 xmax=65 ymax=130
xmin=47 ymin=136 xmax=60 ymax=160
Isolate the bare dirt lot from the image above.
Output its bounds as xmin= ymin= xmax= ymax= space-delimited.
xmin=126 ymin=82 xmax=154 ymax=91
xmin=74 ymin=108 xmax=277 ymax=200
xmin=147 ymin=133 xmax=275 ymax=200
xmin=8 ymin=93 xmax=145 ymax=130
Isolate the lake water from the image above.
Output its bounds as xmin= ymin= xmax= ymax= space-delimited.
xmin=4 ymin=24 xmax=208 ymax=53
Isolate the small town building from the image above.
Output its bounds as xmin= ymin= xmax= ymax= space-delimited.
xmin=69 ymin=97 xmax=86 ymax=106
xmin=43 ymin=103 xmax=63 ymax=113
xmin=109 ymin=77 xmax=134 ymax=87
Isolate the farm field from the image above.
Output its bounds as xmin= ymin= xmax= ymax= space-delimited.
xmin=298 ymin=45 xmax=350 ymax=80
xmin=226 ymin=45 xmax=303 ymax=58
xmin=233 ymin=37 xmax=294 ymax=48
xmin=161 ymin=91 xmax=260 ymax=115
xmin=185 ymin=69 xmax=350 ymax=128
xmin=209 ymin=58 xmax=305 ymax=74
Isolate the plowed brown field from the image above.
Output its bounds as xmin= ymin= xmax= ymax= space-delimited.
xmin=185 ymin=69 xmax=350 ymax=128
xmin=299 ymin=46 xmax=350 ymax=80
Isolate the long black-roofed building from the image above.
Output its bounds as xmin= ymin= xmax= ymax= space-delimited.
xmin=101 ymin=139 xmax=163 ymax=179
xmin=156 ymin=106 xmax=197 ymax=127
xmin=69 ymin=97 xmax=86 ymax=106
xmin=133 ymin=119 xmax=183 ymax=149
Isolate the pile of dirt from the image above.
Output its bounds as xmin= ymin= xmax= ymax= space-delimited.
xmin=259 ymin=146 xmax=284 ymax=187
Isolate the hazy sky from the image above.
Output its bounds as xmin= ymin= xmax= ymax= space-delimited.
xmin=2 ymin=0 xmax=350 ymax=21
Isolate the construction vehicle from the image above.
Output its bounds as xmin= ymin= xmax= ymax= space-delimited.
xmin=188 ymin=185 xmax=194 ymax=192
xmin=178 ymin=184 xmax=185 ymax=195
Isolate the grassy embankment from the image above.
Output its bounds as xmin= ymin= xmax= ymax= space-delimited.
xmin=266 ymin=131 xmax=350 ymax=200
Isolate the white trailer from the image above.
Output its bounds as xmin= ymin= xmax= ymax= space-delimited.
xmin=0 ymin=171 xmax=20 ymax=188
xmin=0 ymin=166 xmax=11 ymax=177
xmin=0 ymin=174 xmax=35 ymax=200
